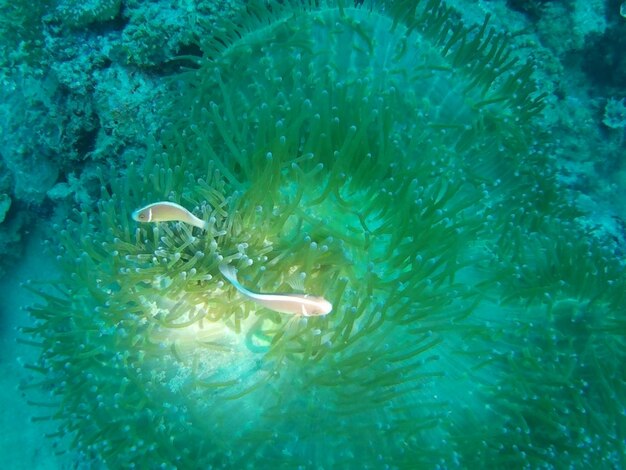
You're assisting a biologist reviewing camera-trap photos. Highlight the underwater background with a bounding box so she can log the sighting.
[1,0,626,468]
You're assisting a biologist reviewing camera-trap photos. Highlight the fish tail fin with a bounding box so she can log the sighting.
[190,215,209,231]
[218,262,238,285]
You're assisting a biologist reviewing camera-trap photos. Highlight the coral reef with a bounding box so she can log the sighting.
[119,0,239,67]
[481,0,626,244]
[0,0,242,279]
[603,97,626,130]
[21,0,626,468]
[537,0,606,55]
[53,0,122,30]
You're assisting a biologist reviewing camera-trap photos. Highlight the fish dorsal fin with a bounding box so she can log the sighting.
[286,272,306,293]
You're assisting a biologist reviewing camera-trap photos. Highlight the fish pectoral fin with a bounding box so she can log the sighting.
[301,304,308,316]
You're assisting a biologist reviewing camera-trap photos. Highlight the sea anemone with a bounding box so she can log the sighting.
[23,0,626,468]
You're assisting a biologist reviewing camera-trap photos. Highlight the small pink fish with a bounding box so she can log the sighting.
[132,201,208,230]
[219,263,332,316]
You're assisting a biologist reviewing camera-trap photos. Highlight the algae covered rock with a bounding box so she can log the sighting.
[0,193,10,224]
[23,0,626,468]
[53,0,122,29]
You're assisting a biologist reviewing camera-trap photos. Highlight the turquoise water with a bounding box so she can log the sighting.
[2,1,626,468]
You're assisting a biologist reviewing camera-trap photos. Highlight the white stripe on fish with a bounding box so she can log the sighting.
[132,201,209,230]
[218,263,332,316]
